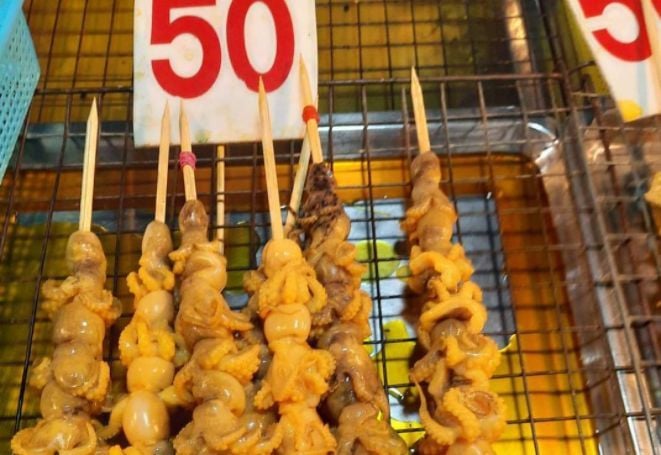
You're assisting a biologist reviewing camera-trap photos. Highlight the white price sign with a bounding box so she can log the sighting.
[566,0,661,121]
[134,0,317,146]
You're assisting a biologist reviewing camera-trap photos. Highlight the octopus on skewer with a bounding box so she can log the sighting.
[12,231,121,455]
[239,79,337,454]
[99,103,187,454]
[299,164,408,455]
[170,200,280,455]
[11,101,122,455]
[291,60,406,454]
[100,220,181,454]
[404,69,506,454]
[246,238,337,454]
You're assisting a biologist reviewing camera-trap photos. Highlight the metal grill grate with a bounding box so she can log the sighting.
[0,0,660,454]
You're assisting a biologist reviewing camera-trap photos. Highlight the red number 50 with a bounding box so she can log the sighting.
[151,0,295,98]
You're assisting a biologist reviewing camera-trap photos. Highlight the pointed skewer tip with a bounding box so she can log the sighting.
[162,100,170,123]
[411,67,420,85]
[89,98,98,120]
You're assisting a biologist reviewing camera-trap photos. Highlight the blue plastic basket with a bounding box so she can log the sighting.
[0,0,39,180]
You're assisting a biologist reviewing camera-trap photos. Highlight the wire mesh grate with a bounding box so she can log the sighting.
[0,0,660,454]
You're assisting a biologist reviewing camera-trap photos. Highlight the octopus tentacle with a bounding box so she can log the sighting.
[415,382,458,446]
[97,396,127,440]
[29,357,53,390]
[409,251,464,291]
[216,345,262,384]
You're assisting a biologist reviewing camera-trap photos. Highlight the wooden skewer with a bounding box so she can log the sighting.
[79,98,98,232]
[258,77,284,241]
[641,0,661,96]
[179,101,197,201]
[299,58,324,165]
[410,67,431,154]
[155,101,170,223]
[284,133,311,236]
[216,145,225,251]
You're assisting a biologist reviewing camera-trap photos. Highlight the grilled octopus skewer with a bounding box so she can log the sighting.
[11,100,122,455]
[100,220,182,454]
[293,59,407,454]
[12,231,122,455]
[404,74,506,452]
[169,104,277,454]
[246,237,338,454]
[238,79,337,454]
[170,200,278,455]
[97,103,185,454]
[299,163,408,455]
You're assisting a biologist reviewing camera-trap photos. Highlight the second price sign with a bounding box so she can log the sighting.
[566,0,661,121]
[134,0,317,146]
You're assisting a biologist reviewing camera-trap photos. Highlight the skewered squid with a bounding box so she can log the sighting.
[403,151,506,451]
[169,199,278,454]
[299,163,407,454]
[100,221,182,454]
[12,231,121,455]
[247,238,337,454]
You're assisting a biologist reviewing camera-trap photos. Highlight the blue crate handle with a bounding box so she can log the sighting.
[0,0,40,180]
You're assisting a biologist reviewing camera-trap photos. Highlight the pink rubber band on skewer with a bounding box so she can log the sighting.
[179,151,196,169]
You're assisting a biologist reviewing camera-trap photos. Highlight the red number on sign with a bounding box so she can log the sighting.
[577,0,656,62]
[151,0,221,98]
[226,0,295,92]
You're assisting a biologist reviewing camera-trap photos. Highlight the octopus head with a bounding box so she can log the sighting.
[192,370,246,415]
[135,290,175,327]
[430,319,465,341]
[411,151,442,180]
[416,208,455,253]
[264,303,311,343]
[14,416,96,454]
[127,356,175,393]
[66,230,106,283]
[179,200,209,232]
[122,390,170,448]
[52,301,105,356]
[143,220,174,258]
[338,403,377,425]
[192,398,240,434]
[262,239,302,277]
[184,249,228,290]
[40,382,91,419]
[52,342,99,391]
